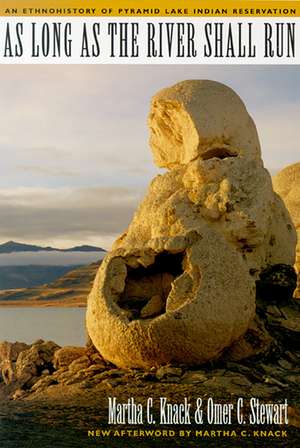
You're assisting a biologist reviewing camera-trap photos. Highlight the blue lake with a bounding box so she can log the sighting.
[0,307,87,346]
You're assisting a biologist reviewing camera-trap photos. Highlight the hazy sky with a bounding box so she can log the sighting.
[0,65,299,249]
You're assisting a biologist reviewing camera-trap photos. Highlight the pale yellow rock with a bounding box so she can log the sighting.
[148,80,262,169]
[273,162,300,262]
[273,162,300,296]
[116,81,296,274]
[87,228,255,368]
[86,80,296,369]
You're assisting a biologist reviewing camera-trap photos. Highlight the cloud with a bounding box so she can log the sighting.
[0,186,142,249]
[0,65,299,192]
[17,165,78,177]
[0,65,298,247]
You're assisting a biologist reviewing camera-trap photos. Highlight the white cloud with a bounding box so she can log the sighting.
[0,186,142,249]
[0,65,298,247]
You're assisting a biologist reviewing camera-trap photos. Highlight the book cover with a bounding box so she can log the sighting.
[0,1,299,447]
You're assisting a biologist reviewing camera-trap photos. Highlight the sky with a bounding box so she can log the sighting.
[0,65,299,249]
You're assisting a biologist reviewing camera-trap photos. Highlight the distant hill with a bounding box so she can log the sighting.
[0,241,106,254]
[0,265,81,289]
[0,241,105,288]
[0,262,101,307]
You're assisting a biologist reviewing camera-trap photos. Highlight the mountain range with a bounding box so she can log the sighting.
[0,241,106,290]
[0,265,82,290]
[0,241,105,254]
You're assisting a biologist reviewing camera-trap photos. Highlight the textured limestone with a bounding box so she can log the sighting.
[273,162,300,207]
[87,80,296,369]
[87,231,255,368]
[0,341,29,384]
[273,162,300,297]
[149,79,262,168]
[53,346,87,370]
[15,340,60,387]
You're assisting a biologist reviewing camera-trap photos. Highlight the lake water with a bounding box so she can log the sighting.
[0,307,87,346]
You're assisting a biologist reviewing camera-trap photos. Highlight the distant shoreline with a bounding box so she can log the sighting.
[0,301,86,308]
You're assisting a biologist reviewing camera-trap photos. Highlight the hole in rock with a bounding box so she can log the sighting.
[201,148,237,160]
[118,251,185,321]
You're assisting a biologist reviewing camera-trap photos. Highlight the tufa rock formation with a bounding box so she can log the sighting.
[86,80,296,369]
[53,346,88,370]
[0,340,59,388]
[2,279,300,402]
[273,162,300,298]
[0,341,30,384]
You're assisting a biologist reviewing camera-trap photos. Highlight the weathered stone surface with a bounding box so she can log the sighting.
[273,162,300,227]
[0,341,30,364]
[84,364,106,374]
[11,388,27,400]
[53,346,87,370]
[15,340,60,387]
[156,365,182,380]
[203,373,252,395]
[64,369,92,385]
[30,375,57,392]
[87,80,296,369]
[181,371,207,384]
[273,162,300,298]
[223,317,273,362]
[148,79,261,168]
[249,384,281,397]
[87,233,255,368]
[68,356,91,373]
[146,81,296,273]
[89,352,106,365]
[55,370,74,384]
[0,341,29,385]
